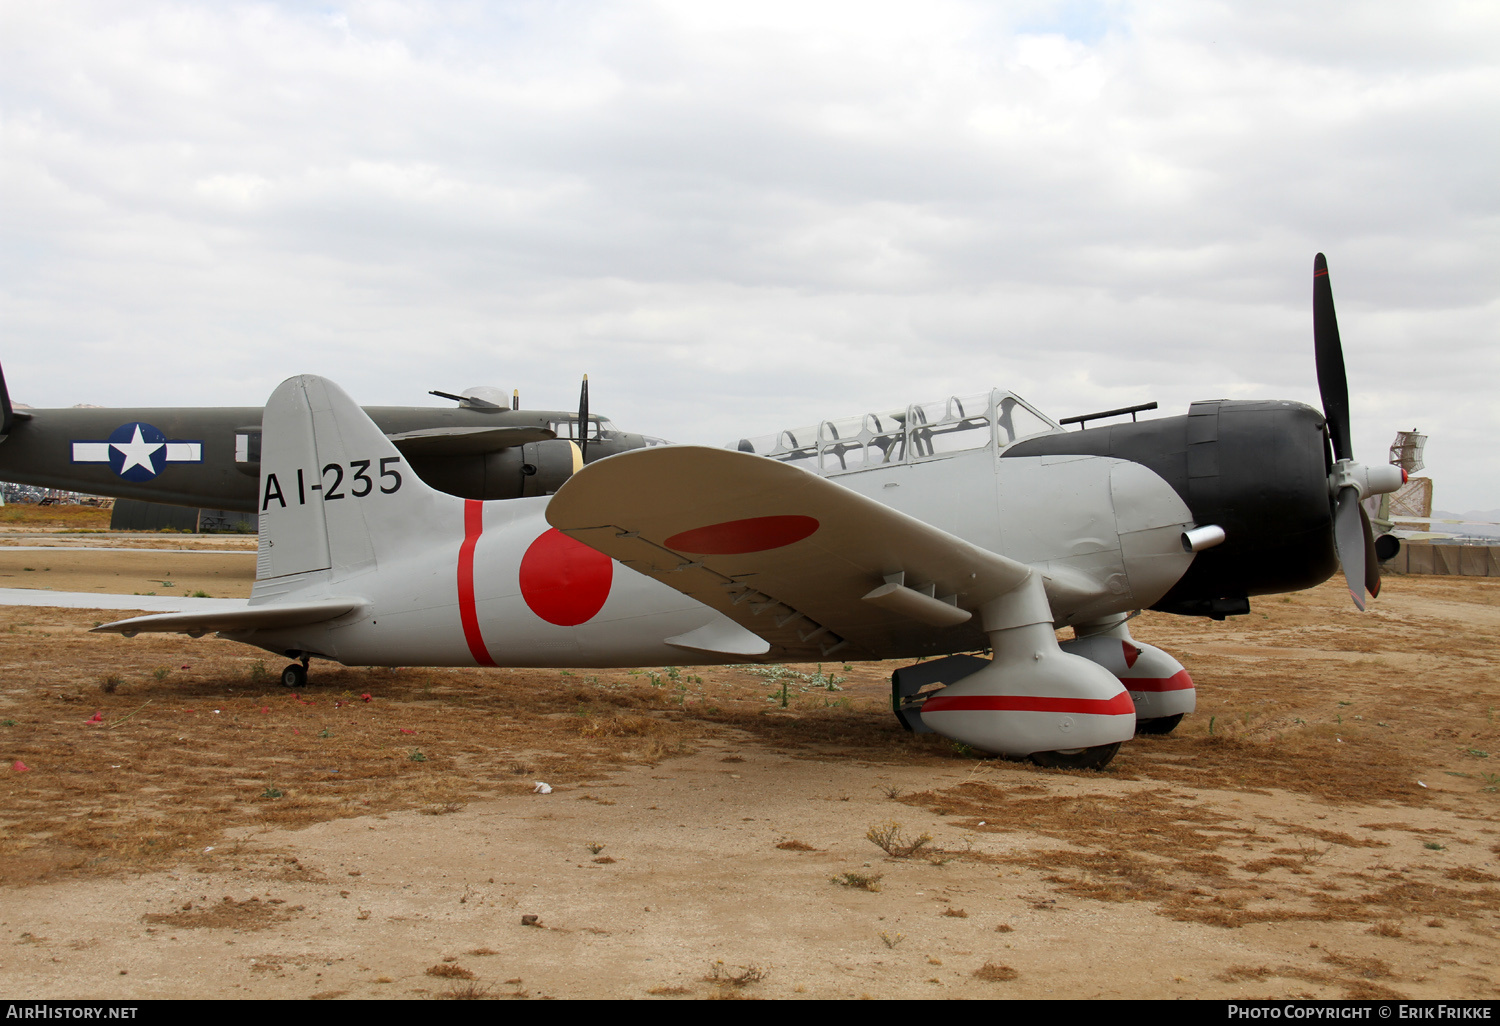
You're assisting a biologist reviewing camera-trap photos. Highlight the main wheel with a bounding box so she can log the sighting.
[1135,713,1184,736]
[1029,742,1121,770]
[280,664,308,689]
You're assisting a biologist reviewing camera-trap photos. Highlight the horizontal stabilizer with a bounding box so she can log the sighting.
[547,446,1032,660]
[387,425,555,455]
[92,597,367,637]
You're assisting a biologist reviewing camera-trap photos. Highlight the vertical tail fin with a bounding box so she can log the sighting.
[256,375,461,586]
[0,360,14,440]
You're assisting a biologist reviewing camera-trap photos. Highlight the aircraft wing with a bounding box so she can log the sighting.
[91,598,367,637]
[546,446,1032,660]
[386,425,556,455]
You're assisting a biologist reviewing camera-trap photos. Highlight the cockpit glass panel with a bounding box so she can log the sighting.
[818,416,863,444]
[551,417,609,441]
[995,397,1054,446]
[727,389,1059,474]
[908,392,994,459]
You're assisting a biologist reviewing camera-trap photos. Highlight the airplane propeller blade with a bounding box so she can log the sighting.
[577,374,590,462]
[1334,486,1368,611]
[1314,253,1393,611]
[1361,503,1381,600]
[1313,253,1352,463]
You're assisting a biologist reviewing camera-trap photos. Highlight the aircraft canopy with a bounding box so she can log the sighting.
[732,389,1060,476]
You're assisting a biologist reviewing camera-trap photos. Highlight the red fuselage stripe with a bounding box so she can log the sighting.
[458,499,495,667]
[922,691,1137,716]
[1121,669,1195,693]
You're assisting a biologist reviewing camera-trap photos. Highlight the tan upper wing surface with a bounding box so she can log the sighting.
[545,446,1031,660]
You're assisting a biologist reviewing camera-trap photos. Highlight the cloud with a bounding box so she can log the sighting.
[1,0,1496,507]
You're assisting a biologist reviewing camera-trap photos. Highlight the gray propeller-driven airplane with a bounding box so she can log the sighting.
[0,373,660,510]
[92,256,1404,770]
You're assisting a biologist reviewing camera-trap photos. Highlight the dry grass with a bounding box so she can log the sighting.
[705,962,768,987]
[0,506,113,530]
[142,896,300,931]
[426,964,476,979]
[0,597,973,884]
[2,561,1499,993]
[1218,950,1407,1000]
[866,819,933,858]
[973,962,1019,981]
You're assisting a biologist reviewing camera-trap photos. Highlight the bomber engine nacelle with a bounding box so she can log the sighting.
[407,438,583,501]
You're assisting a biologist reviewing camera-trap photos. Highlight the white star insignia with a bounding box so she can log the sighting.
[112,424,164,474]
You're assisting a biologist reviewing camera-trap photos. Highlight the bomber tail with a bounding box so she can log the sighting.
[0,360,30,441]
[254,375,464,594]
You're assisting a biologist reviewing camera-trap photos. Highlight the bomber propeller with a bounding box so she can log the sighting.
[577,374,590,462]
[1313,253,1405,611]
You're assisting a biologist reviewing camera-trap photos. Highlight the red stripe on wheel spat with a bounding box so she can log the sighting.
[457,499,495,667]
[922,691,1137,716]
[1122,669,1194,693]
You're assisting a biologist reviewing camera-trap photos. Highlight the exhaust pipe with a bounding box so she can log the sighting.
[1181,524,1226,553]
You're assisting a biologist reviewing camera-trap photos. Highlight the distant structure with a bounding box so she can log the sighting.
[1368,429,1433,536]
[1373,428,1500,577]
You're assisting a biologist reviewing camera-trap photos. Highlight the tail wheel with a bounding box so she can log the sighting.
[1029,742,1121,770]
[1135,713,1184,736]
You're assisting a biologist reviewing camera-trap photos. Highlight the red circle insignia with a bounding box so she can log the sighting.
[518,528,613,626]
[664,515,819,555]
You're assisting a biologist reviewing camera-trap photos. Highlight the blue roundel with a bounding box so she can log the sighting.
[107,422,168,482]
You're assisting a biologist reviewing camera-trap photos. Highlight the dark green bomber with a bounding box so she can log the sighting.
[0,369,661,512]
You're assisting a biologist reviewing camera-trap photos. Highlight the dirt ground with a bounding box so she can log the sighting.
[0,538,1497,1000]
[0,548,256,598]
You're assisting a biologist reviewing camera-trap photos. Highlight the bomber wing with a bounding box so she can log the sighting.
[385,425,556,455]
[545,446,1033,661]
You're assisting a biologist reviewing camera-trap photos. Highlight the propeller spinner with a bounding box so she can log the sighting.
[1313,254,1405,610]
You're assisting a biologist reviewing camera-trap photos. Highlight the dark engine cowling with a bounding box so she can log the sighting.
[1004,399,1337,618]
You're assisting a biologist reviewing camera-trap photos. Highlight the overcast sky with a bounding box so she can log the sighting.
[3,1,1497,509]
